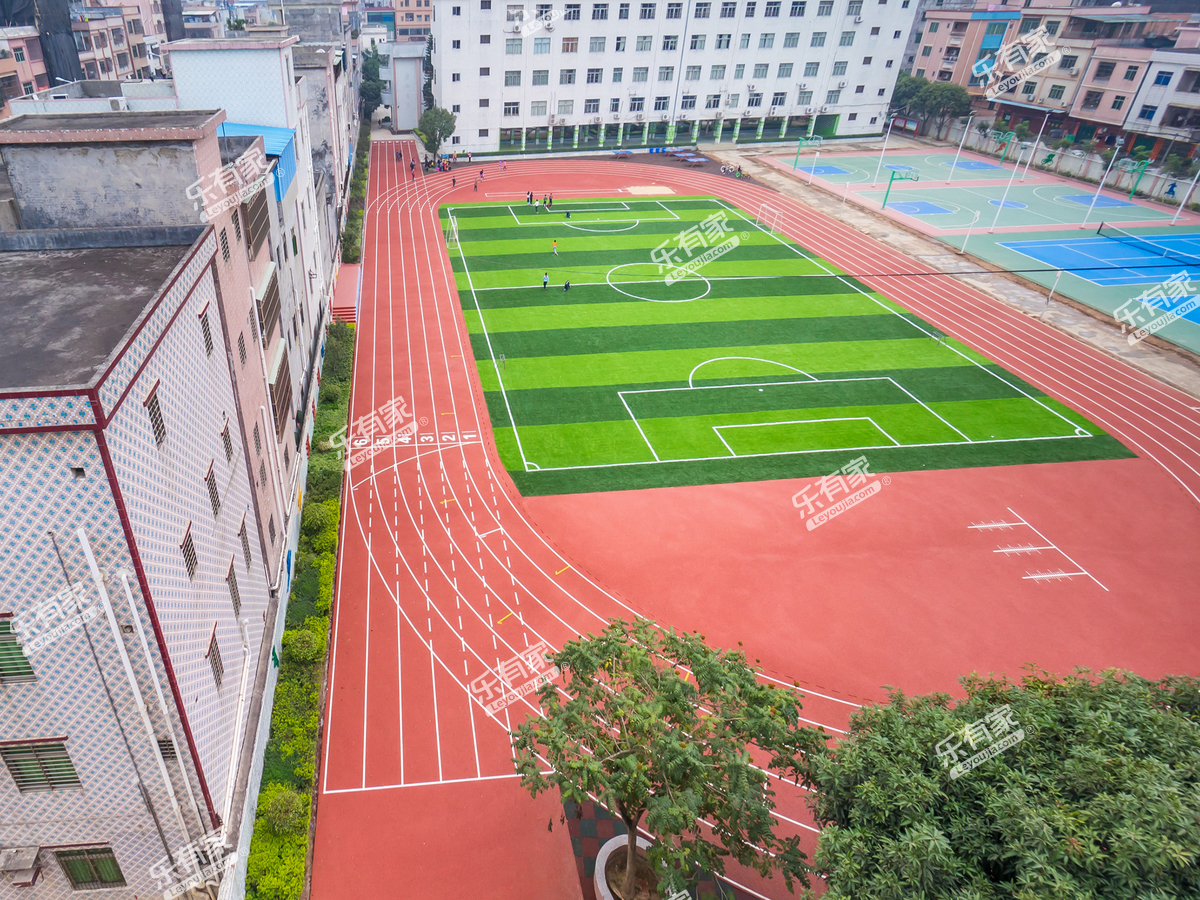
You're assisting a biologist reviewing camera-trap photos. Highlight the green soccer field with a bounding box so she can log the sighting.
[444,197,1132,496]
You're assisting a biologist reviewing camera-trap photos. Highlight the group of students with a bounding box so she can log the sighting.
[527,191,554,213]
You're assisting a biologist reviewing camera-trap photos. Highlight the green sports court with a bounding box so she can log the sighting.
[445,197,1132,496]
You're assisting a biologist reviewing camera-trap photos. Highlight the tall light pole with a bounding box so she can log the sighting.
[947,114,974,184]
[872,113,898,185]
[1170,162,1200,226]
[989,145,1027,233]
[1080,138,1125,230]
[1021,114,1050,181]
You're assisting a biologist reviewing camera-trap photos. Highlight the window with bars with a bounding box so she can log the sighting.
[238,333,247,366]
[283,444,290,470]
[243,188,270,259]
[158,738,177,760]
[219,227,230,264]
[222,424,233,462]
[200,309,214,356]
[259,460,268,489]
[240,519,253,569]
[232,208,242,243]
[0,619,35,683]
[182,527,198,579]
[257,271,281,344]
[268,515,276,545]
[207,631,224,689]
[205,465,221,517]
[227,563,241,616]
[145,387,167,445]
[56,847,125,890]
[1,742,82,792]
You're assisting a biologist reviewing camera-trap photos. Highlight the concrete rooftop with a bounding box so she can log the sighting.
[0,245,192,391]
[0,111,223,143]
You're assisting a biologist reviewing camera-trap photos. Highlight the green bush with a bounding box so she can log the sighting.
[264,786,308,835]
[282,628,322,666]
[322,321,355,383]
[319,384,341,406]
[301,501,334,537]
[246,784,309,900]
[315,552,336,615]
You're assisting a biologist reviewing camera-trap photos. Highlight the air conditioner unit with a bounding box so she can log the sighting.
[593,115,602,122]
[511,23,521,31]
[109,97,128,110]
[798,82,807,89]
[544,23,554,30]
[820,105,829,111]
[661,113,669,120]
[805,106,814,113]
[1069,68,1079,76]
[838,80,847,88]
[613,113,621,119]
[854,14,863,22]
[748,83,756,90]
[636,112,645,120]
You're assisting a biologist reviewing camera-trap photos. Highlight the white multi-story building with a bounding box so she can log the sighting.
[431,0,916,153]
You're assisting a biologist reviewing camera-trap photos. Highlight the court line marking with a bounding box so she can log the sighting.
[713,416,899,457]
[971,507,1107,591]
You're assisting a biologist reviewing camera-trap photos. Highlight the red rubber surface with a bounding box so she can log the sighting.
[311,145,1200,900]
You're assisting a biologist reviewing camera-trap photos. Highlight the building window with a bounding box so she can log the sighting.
[1058,55,1077,70]
[200,309,214,356]
[640,1,655,17]
[13,46,25,62]
[778,62,792,77]
[219,227,230,264]
[667,1,682,17]
[796,89,813,104]
[716,33,731,48]
[590,36,606,50]
[877,87,885,95]
[711,64,725,78]
[662,34,677,49]
[745,1,755,14]
[616,36,627,49]
[452,40,461,48]
[695,1,710,16]
[885,59,893,67]
[720,1,736,16]
[706,93,721,108]
[637,34,652,49]
[619,1,629,16]
[561,68,576,83]
[1111,95,1125,111]
[690,33,705,49]
[584,97,600,112]
[1021,80,1034,95]
[611,97,621,111]
[783,31,799,47]
[765,0,779,14]
[855,84,864,93]
[811,31,825,46]
[3,741,80,792]
[1081,90,1102,110]
[753,62,768,77]
[226,562,242,616]
[1045,20,1058,35]
[1137,104,1157,121]
[863,56,872,64]
[504,101,520,115]
[0,619,35,683]
[734,63,745,78]
[633,66,648,81]
[681,94,696,108]
[558,99,574,113]
[207,630,224,689]
[240,519,252,569]
[826,88,840,103]
[268,515,276,545]
[747,91,762,106]
[790,0,804,13]
[613,67,623,81]
[1048,83,1064,99]
[686,64,701,79]
[658,65,674,80]
[252,422,262,456]
[593,2,609,17]
[56,848,126,890]
[817,0,831,13]
[1124,65,1138,81]
[182,527,198,579]
[452,72,461,81]
[839,30,854,46]
[531,100,548,114]
[533,68,549,84]
[453,4,461,11]
[804,61,818,76]
[507,4,524,21]
[848,0,861,11]
[479,98,490,107]
[654,95,669,110]
[505,69,521,85]
[222,423,233,462]
[832,60,847,75]
[1154,70,1172,86]
[259,459,267,488]
[145,387,167,445]
[566,2,581,17]
[759,32,773,48]
[480,34,491,43]
[563,37,578,51]
[506,37,522,52]
[921,45,931,56]
[629,95,645,110]
[984,22,1006,35]
[588,67,603,82]
[740,32,750,47]
[915,67,924,77]
[771,90,786,105]
[1095,61,1115,80]
[231,209,242,244]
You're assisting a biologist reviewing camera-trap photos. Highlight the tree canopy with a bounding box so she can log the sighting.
[804,669,1200,900]
[359,45,386,121]
[418,107,457,157]
[512,618,826,899]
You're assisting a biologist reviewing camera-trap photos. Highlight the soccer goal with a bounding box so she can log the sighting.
[446,215,460,250]
[755,203,783,235]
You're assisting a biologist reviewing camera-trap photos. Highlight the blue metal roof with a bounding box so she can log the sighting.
[218,122,298,202]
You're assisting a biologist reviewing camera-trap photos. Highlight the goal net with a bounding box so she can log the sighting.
[755,203,782,235]
[445,215,460,250]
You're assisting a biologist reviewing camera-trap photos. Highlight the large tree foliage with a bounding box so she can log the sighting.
[513,618,826,899]
[889,71,927,116]
[804,669,1200,900]
[418,107,457,157]
[359,45,386,121]
[916,82,972,139]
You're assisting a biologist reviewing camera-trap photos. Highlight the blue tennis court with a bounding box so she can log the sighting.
[1058,194,1137,209]
[890,201,954,215]
[942,160,1003,171]
[1000,231,1200,287]
[795,165,851,176]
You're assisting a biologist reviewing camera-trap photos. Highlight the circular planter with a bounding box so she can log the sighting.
[594,833,653,900]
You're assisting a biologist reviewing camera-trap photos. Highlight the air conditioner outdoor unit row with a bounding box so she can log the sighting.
[820,105,829,111]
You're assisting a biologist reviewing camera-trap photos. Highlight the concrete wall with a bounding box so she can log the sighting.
[171,48,294,128]
[2,141,203,230]
[278,4,345,43]
[390,53,422,131]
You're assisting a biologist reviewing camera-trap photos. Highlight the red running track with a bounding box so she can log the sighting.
[311,144,1200,900]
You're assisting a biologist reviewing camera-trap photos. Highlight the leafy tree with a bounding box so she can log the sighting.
[890,71,927,115]
[916,82,972,139]
[418,107,457,157]
[804,669,1200,900]
[359,45,386,121]
[226,17,246,30]
[422,39,435,111]
[513,618,826,899]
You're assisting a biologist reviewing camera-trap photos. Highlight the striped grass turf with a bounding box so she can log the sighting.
[442,197,1132,496]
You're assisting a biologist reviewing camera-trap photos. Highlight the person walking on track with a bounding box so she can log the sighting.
[474,179,479,192]
[548,193,553,209]
[452,176,456,188]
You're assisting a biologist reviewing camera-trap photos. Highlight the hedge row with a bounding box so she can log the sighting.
[246,321,355,900]
[340,123,371,264]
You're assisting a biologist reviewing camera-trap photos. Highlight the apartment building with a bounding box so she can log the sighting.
[0,27,50,121]
[71,5,153,80]
[1123,26,1200,159]
[431,0,918,153]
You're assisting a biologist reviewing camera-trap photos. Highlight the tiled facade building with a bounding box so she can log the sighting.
[0,27,51,121]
